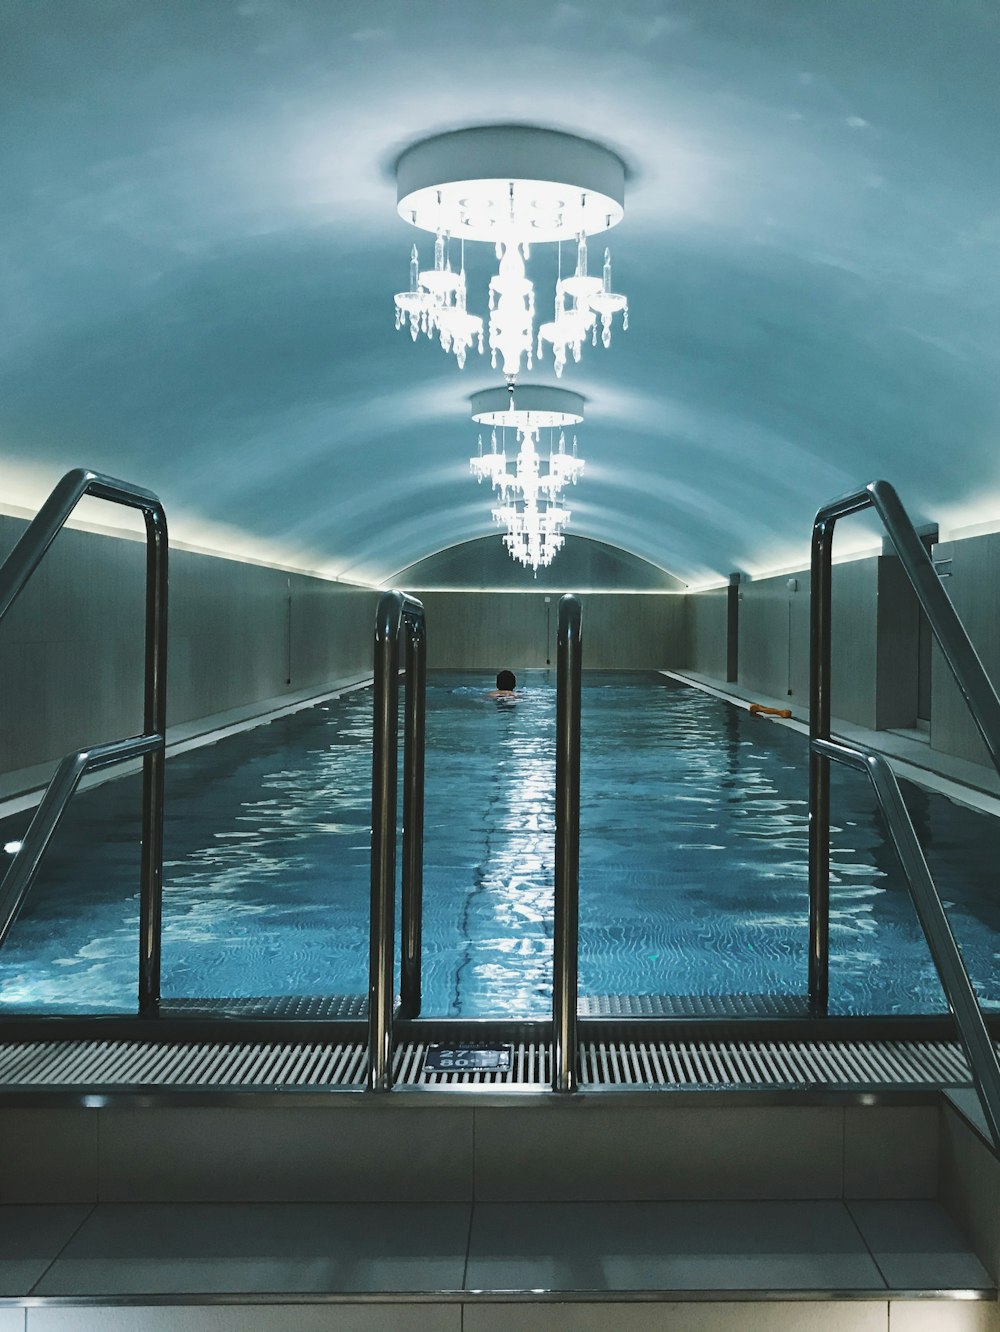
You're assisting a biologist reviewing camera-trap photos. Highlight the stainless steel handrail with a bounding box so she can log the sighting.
[809,478,1000,1145]
[0,469,168,1015]
[809,479,1000,1013]
[400,607,427,1023]
[368,589,426,1092]
[0,734,162,949]
[552,594,582,1093]
[814,737,1000,1146]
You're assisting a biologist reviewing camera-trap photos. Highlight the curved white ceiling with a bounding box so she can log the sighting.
[2,1,999,588]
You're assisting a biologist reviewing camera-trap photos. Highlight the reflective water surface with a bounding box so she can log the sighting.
[0,672,997,1015]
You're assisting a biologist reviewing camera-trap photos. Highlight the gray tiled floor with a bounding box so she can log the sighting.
[848,1200,993,1290]
[0,1205,91,1297]
[466,1200,883,1291]
[33,1202,470,1295]
[0,1197,992,1299]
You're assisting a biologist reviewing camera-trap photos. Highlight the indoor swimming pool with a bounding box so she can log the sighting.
[0,672,997,1017]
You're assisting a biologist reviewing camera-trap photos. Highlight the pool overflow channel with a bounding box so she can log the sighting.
[0,473,1000,1131]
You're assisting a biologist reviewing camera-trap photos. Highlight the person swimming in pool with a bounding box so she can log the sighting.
[487,670,518,705]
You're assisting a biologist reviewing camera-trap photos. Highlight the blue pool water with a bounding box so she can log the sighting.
[0,672,997,1016]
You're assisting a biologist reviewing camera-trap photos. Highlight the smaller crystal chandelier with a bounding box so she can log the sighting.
[469,385,585,573]
[394,126,628,380]
[494,496,571,570]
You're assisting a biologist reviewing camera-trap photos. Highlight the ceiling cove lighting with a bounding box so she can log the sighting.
[394,126,628,379]
[470,384,585,572]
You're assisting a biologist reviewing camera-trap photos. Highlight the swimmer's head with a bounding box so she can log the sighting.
[496,670,516,692]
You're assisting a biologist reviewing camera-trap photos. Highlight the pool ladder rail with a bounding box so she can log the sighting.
[0,469,169,1016]
[369,590,426,1092]
[367,587,583,1096]
[807,480,1000,1148]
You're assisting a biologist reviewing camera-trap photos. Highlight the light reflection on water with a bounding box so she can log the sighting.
[0,672,997,1015]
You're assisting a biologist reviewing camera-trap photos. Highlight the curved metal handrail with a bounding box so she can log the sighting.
[810,480,1000,773]
[809,478,1000,1145]
[0,469,168,1015]
[0,734,162,949]
[369,590,426,1092]
[815,737,1000,1147]
[552,594,583,1093]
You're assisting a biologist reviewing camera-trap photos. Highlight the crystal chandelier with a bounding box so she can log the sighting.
[495,496,571,570]
[469,385,585,572]
[394,127,628,380]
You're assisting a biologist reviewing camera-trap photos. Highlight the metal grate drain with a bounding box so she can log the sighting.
[575,1039,972,1088]
[578,995,810,1018]
[0,1037,981,1092]
[0,1040,369,1089]
[160,995,807,1021]
[163,995,367,1020]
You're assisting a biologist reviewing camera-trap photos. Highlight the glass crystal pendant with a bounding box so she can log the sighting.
[393,235,484,368]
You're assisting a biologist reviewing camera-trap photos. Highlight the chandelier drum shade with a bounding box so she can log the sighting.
[394,126,628,378]
[469,383,586,572]
[470,384,584,427]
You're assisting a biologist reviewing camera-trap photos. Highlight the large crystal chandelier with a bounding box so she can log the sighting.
[394,127,628,380]
[469,385,585,572]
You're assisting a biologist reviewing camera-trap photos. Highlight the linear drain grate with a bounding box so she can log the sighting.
[0,1038,984,1091]
[578,995,810,1018]
[0,1040,369,1089]
[575,1039,973,1088]
[162,995,367,1020]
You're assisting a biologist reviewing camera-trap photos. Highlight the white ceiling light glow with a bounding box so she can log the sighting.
[470,385,585,572]
[394,127,628,380]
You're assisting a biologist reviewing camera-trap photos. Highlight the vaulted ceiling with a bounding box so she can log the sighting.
[2,1,999,590]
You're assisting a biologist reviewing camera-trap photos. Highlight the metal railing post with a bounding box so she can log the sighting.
[553,594,582,1093]
[807,515,834,1015]
[139,504,169,1015]
[400,612,427,1019]
[368,590,425,1092]
[369,592,402,1092]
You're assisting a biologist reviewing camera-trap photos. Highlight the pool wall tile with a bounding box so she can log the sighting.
[0,1109,98,1203]
[96,1107,474,1202]
[843,1106,938,1199]
[939,1103,1000,1281]
[472,1105,843,1201]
